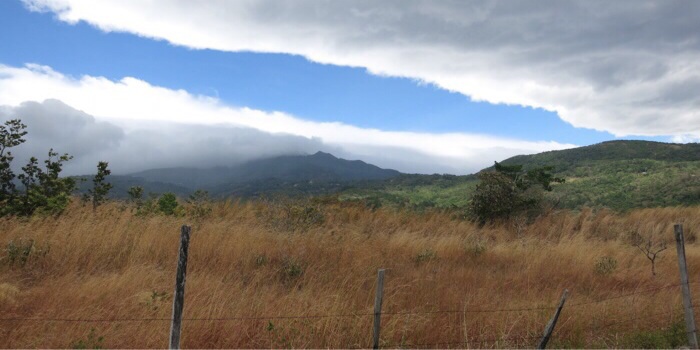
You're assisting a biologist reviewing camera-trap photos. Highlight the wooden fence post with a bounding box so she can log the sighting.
[169,225,191,349]
[537,289,568,349]
[675,224,699,349]
[373,269,386,350]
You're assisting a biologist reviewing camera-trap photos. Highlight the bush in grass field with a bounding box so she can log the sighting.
[594,256,618,275]
[4,237,50,267]
[186,189,212,219]
[127,186,144,211]
[468,161,564,224]
[258,197,326,232]
[157,192,180,216]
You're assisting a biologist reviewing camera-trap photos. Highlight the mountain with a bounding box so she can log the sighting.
[80,141,700,210]
[342,141,700,211]
[76,175,192,198]
[83,152,401,198]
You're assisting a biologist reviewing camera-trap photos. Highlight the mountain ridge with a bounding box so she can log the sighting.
[79,140,700,210]
[82,151,401,198]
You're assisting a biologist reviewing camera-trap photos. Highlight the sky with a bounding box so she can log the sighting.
[0,0,698,175]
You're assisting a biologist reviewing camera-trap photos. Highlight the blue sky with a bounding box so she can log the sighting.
[0,1,695,174]
[0,0,619,144]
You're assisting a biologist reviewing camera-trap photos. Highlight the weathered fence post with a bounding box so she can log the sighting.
[169,225,191,350]
[675,224,699,349]
[537,289,568,349]
[373,269,386,350]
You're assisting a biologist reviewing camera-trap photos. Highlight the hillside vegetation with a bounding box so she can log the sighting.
[1,200,700,348]
[346,141,700,211]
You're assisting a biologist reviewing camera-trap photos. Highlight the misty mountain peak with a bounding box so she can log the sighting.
[311,151,336,159]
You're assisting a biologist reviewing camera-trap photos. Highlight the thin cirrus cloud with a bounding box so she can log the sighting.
[20,0,700,140]
[0,64,575,175]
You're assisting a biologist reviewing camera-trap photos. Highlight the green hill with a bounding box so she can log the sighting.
[343,141,700,211]
[499,140,700,172]
[498,141,700,210]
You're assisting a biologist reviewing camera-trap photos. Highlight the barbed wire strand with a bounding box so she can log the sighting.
[579,309,683,332]
[0,282,694,323]
[568,283,689,308]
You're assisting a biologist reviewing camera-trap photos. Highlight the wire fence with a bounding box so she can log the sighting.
[0,280,694,347]
[0,282,688,322]
[3,224,697,348]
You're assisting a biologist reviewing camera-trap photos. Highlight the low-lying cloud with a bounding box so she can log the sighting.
[21,0,700,139]
[0,64,575,175]
[0,100,327,175]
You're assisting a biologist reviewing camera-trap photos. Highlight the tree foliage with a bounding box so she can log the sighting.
[86,161,112,210]
[127,186,144,210]
[0,120,76,216]
[0,120,27,209]
[468,162,564,224]
[157,192,179,216]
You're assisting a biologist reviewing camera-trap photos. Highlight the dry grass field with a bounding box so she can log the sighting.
[1,200,700,348]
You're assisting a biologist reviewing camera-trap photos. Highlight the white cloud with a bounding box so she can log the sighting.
[671,134,700,144]
[20,0,700,139]
[0,100,327,175]
[0,64,574,174]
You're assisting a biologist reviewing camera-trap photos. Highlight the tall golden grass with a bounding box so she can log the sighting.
[1,200,700,348]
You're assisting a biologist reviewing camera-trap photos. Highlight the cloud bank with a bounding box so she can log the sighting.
[0,64,573,175]
[21,0,700,139]
[0,100,327,175]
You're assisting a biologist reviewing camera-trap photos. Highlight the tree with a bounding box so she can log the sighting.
[127,186,144,210]
[629,231,668,276]
[1,119,75,217]
[86,161,112,210]
[469,171,521,223]
[38,149,75,212]
[158,192,179,216]
[14,149,75,216]
[0,119,27,214]
[468,162,564,224]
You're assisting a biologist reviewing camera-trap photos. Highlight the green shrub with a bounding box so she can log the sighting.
[134,193,159,216]
[594,256,618,275]
[144,291,168,311]
[157,193,180,216]
[415,249,438,264]
[71,328,104,349]
[127,186,144,209]
[186,190,212,219]
[260,198,325,232]
[4,238,49,267]
[468,162,563,224]
[464,239,487,257]
[254,254,268,267]
[280,258,305,282]
[621,317,685,349]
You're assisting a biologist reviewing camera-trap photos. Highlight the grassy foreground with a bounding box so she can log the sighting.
[1,201,700,348]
